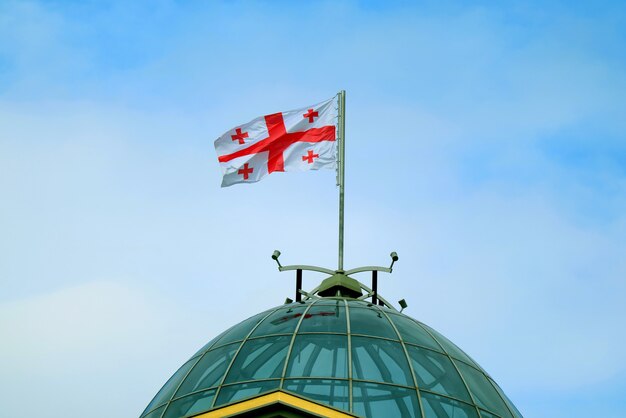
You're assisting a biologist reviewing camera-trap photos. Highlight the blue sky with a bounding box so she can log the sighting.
[1,1,625,417]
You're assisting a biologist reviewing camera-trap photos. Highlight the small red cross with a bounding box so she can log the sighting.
[238,163,253,180]
[231,128,249,144]
[303,109,319,123]
[302,150,319,164]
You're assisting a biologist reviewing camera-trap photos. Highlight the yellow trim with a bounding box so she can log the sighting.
[192,390,357,418]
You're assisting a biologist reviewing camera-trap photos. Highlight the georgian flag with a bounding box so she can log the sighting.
[214,96,338,187]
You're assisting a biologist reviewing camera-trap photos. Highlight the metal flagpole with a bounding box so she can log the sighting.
[338,90,346,271]
[273,90,400,307]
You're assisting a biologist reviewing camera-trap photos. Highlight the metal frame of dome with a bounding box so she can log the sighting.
[140,260,523,418]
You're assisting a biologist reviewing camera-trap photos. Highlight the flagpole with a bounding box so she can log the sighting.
[338,90,346,271]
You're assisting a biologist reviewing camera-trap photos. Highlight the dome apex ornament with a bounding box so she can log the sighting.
[272,250,401,310]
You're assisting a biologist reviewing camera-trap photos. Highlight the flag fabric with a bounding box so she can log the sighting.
[214,96,338,187]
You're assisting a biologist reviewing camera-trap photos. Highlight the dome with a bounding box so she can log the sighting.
[140,298,522,418]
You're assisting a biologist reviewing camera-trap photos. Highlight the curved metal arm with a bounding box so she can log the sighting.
[358,282,397,311]
[279,265,336,275]
[297,289,320,300]
[345,266,392,275]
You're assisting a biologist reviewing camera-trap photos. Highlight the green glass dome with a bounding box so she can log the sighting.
[141,298,522,418]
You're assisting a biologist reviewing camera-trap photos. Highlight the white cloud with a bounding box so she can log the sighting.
[0,281,183,417]
[0,281,157,368]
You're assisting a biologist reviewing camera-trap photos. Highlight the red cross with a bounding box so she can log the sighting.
[303,109,319,123]
[238,163,253,180]
[302,150,319,164]
[231,128,249,144]
[218,113,335,173]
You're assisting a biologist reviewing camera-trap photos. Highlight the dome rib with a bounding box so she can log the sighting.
[278,299,318,390]
[343,298,354,412]
[376,306,427,418]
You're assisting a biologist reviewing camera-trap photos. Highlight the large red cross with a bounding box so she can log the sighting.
[231,128,249,144]
[303,109,319,123]
[302,150,319,164]
[238,163,253,180]
[218,113,335,173]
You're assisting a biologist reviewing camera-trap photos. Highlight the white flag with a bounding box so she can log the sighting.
[214,96,338,187]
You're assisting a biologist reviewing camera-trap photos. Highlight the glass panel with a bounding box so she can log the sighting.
[352,382,420,418]
[455,361,512,417]
[212,310,272,347]
[142,357,197,414]
[286,334,348,378]
[489,378,523,417]
[250,305,308,337]
[479,410,500,418]
[141,405,165,418]
[388,314,442,351]
[223,336,291,384]
[174,343,239,397]
[314,298,344,305]
[283,379,349,411]
[421,391,479,418]
[422,325,479,368]
[406,345,471,402]
[298,302,347,333]
[346,300,372,308]
[189,332,225,360]
[349,307,397,339]
[214,380,280,406]
[162,389,216,418]
[351,336,413,386]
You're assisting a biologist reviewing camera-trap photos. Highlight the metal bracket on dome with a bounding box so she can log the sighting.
[297,289,320,301]
[278,265,335,275]
[357,281,396,311]
[271,250,399,309]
